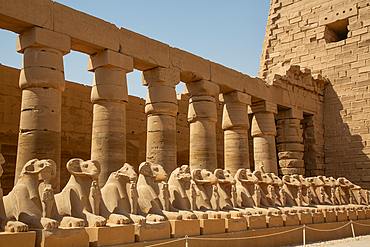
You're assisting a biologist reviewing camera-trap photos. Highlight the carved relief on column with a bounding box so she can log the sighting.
[88,49,133,186]
[186,80,219,171]
[219,91,251,176]
[142,68,180,174]
[276,108,304,175]
[15,27,71,191]
[250,101,278,175]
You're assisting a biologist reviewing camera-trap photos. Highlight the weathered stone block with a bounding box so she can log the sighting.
[200,219,225,235]
[169,220,200,238]
[134,222,171,242]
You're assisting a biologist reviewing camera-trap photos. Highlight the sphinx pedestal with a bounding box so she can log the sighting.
[245,214,267,229]
[134,222,171,242]
[85,224,135,247]
[225,217,247,232]
[0,231,36,247]
[298,212,313,225]
[282,213,300,226]
[336,210,349,222]
[357,209,366,220]
[267,214,284,228]
[169,219,200,238]
[323,210,337,222]
[312,211,325,224]
[200,218,225,235]
[34,228,88,247]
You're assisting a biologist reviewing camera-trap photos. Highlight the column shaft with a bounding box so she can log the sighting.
[15,27,70,191]
[220,91,251,176]
[251,101,278,174]
[88,50,133,186]
[143,68,180,174]
[276,109,304,175]
[186,80,219,171]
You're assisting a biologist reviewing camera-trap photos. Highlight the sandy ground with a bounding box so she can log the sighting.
[284,234,370,246]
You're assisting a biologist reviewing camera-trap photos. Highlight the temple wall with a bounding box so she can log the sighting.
[0,64,226,193]
[260,0,370,188]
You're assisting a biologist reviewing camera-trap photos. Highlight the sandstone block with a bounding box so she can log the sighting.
[278,151,304,159]
[276,108,303,120]
[336,211,348,222]
[134,222,171,242]
[298,212,313,225]
[276,135,304,143]
[323,211,337,223]
[88,49,133,72]
[0,231,36,247]
[186,80,219,97]
[219,91,251,105]
[347,210,357,221]
[282,213,300,226]
[54,3,119,54]
[277,143,305,152]
[17,26,70,54]
[312,212,325,224]
[0,0,53,33]
[19,65,65,92]
[222,103,249,130]
[170,48,210,82]
[211,62,243,92]
[267,215,284,228]
[200,219,225,235]
[85,225,135,247]
[169,220,200,238]
[225,217,247,232]
[280,168,305,175]
[250,101,278,114]
[120,28,170,71]
[245,214,267,229]
[279,159,305,168]
[357,210,366,220]
[251,112,277,136]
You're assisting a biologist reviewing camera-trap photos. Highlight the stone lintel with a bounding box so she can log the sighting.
[88,49,133,72]
[250,101,278,114]
[276,108,304,120]
[219,91,251,105]
[17,26,70,55]
[185,79,219,97]
[142,67,180,87]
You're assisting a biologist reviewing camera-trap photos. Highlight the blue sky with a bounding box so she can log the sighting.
[0,1,270,98]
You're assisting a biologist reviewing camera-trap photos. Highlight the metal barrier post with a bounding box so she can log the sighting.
[303,225,306,247]
[350,220,356,240]
[185,235,188,247]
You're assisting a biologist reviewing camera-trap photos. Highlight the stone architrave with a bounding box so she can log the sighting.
[15,26,71,191]
[276,108,305,175]
[88,49,133,187]
[186,80,219,171]
[250,101,278,174]
[220,91,251,176]
[142,68,180,174]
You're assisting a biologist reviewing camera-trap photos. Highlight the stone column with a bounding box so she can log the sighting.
[276,108,304,175]
[186,80,219,171]
[142,68,180,174]
[219,91,251,176]
[250,101,278,174]
[15,27,70,191]
[88,49,133,187]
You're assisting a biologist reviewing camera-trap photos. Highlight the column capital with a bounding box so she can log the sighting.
[17,26,70,55]
[88,49,133,72]
[142,67,180,87]
[219,91,251,105]
[185,79,219,97]
[276,108,304,120]
[250,101,278,114]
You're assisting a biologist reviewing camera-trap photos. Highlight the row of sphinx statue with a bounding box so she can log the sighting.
[0,153,369,233]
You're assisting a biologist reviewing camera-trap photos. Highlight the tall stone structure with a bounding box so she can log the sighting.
[260,0,370,187]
